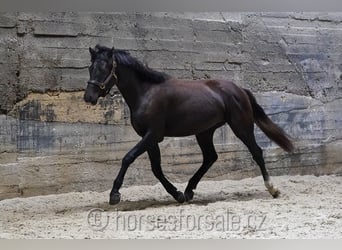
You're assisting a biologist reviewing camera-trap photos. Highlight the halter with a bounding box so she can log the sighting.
[88,60,118,93]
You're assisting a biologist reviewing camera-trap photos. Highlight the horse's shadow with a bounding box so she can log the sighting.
[83,189,271,212]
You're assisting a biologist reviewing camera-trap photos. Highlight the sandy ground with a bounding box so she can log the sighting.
[0,175,342,239]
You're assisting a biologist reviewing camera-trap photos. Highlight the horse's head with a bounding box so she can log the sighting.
[84,45,117,105]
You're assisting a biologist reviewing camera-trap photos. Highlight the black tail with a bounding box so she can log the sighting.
[244,89,294,152]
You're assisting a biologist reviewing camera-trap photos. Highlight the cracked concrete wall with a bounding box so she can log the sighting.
[0,12,341,199]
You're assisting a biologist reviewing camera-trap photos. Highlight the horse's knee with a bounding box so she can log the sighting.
[212,152,218,163]
[151,165,162,177]
[205,152,218,165]
[122,154,135,166]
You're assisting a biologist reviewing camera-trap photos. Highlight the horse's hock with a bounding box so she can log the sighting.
[0,12,341,199]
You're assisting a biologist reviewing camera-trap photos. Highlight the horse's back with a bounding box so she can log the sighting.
[156,79,242,136]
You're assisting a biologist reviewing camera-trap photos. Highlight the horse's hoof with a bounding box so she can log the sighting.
[184,190,194,202]
[109,193,121,205]
[265,181,280,199]
[271,188,280,198]
[175,191,185,203]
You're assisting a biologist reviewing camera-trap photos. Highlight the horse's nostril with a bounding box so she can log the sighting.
[84,92,98,105]
[84,94,91,103]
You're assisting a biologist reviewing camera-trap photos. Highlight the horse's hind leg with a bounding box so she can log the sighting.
[228,120,280,198]
[184,127,218,202]
[148,144,185,203]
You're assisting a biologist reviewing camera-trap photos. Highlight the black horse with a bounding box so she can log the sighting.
[84,45,294,205]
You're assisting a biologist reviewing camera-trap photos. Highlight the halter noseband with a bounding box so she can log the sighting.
[88,60,118,92]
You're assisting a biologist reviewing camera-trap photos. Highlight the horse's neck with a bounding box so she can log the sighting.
[116,67,148,111]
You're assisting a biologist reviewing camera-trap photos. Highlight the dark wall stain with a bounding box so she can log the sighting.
[19,100,56,122]
[19,100,40,121]
[44,104,57,122]
[17,100,55,153]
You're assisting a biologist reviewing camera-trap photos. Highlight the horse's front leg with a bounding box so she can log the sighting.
[109,131,157,205]
[148,144,185,203]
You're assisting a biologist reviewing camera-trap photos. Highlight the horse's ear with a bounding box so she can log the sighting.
[107,47,115,58]
[89,47,95,55]
[89,47,95,60]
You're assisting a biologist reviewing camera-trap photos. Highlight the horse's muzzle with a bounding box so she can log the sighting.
[84,92,98,105]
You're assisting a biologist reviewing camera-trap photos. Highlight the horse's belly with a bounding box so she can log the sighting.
[164,109,225,136]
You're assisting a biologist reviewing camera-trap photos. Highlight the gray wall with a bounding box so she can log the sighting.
[0,12,341,199]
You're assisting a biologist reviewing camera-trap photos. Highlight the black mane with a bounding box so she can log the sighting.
[114,50,171,84]
[94,45,170,84]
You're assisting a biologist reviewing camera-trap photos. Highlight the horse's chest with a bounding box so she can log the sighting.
[130,113,148,137]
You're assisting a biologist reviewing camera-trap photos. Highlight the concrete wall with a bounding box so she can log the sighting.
[0,12,341,199]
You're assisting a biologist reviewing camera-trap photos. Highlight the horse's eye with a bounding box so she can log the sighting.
[99,61,108,70]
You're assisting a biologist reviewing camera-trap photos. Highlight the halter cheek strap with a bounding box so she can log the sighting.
[99,60,117,90]
[88,60,118,91]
